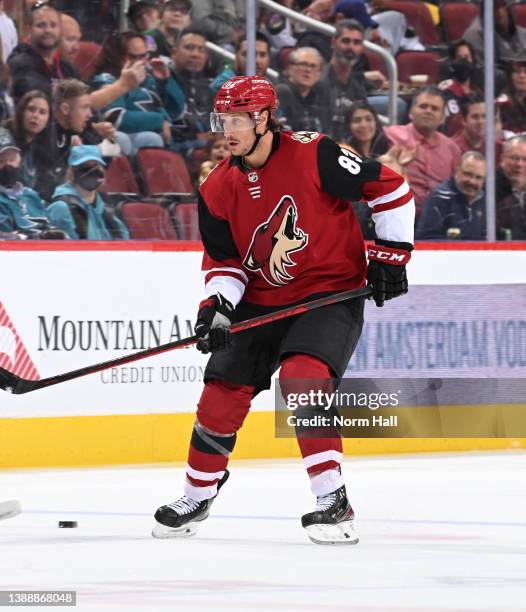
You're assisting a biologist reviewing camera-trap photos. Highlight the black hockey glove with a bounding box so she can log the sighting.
[366,239,413,307]
[194,293,234,354]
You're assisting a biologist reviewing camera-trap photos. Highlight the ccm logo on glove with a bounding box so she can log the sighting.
[367,246,411,265]
[366,240,412,308]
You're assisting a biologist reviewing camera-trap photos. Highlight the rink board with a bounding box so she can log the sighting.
[1,412,525,468]
[1,242,525,467]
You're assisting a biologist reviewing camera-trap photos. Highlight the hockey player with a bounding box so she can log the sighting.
[153,76,415,544]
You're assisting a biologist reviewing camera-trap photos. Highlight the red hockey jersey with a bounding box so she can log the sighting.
[198,130,414,307]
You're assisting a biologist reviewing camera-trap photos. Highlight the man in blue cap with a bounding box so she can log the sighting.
[334,0,379,29]
[47,145,129,240]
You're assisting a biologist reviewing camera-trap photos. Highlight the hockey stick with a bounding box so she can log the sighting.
[0,500,22,521]
[0,286,372,395]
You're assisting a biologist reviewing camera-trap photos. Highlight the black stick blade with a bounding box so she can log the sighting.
[0,367,40,394]
[0,367,20,393]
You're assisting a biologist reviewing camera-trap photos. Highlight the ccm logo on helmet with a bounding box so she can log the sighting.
[367,246,411,265]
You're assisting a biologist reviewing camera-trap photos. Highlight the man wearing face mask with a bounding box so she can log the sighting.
[47,145,129,240]
[438,40,484,136]
[0,127,64,239]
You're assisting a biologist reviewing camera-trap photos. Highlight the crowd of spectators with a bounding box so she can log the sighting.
[0,0,525,242]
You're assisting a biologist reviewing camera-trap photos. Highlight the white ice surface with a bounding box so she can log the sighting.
[1,452,526,612]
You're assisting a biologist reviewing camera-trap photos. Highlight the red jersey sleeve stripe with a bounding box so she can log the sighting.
[202,253,243,270]
[205,270,248,285]
[372,190,414,213]
[202,253,249,283]
[366,177,409,207]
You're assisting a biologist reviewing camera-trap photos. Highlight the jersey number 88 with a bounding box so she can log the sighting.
[338,147,363,175]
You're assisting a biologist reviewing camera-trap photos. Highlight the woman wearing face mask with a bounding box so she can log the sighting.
[438,40,483,136]
[47,145,130,240]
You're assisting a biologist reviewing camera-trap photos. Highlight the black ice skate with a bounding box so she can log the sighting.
[152,470,230,539]
[301,485,359,545]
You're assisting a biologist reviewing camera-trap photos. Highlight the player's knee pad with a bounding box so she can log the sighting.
[280,354,334,401]
[197,379,255,435]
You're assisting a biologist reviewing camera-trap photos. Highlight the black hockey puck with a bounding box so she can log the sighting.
[58,521,77,528]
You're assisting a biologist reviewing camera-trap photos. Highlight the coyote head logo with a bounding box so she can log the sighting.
[291,131,319,143]
[243,195,308,286]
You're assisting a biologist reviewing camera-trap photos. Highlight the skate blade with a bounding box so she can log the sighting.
[0,500,21,521]
[305,520,359,545]
[151,519,200,539]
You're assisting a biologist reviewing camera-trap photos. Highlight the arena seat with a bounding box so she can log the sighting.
[73,41,102,81]
[364,49,388,78]
[396,50,441,84]
[276,46,296,72]
[136,148,195,198]
[101,156,140,196]
[118,201,179,240]
[170,202,200,241]
[514,2,526,27]
[388,1,440,45]
[440,2,479,43]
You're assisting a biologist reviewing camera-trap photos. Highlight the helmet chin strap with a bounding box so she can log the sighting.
[242,109,273,159]
[243,125,270,159]
[243,131,262,157]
